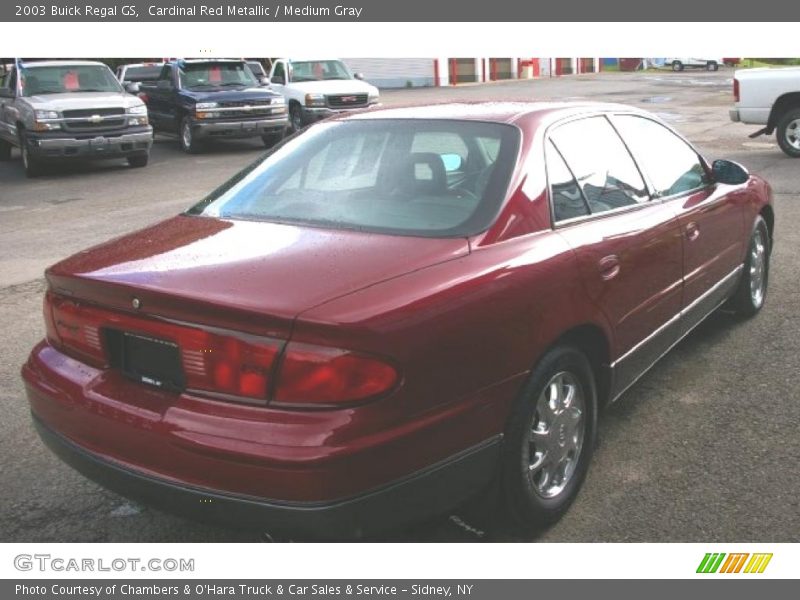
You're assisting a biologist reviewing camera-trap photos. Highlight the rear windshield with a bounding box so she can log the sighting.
[20,65,121,95]
[187,119,521,237]
[178,62,257,89]
[123,65,162,82]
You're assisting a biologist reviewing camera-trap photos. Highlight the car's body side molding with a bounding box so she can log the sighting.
[608,263,744,402]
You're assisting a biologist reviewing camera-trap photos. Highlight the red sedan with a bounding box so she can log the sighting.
[23,102,774,539]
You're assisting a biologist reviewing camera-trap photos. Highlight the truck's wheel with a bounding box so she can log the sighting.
[179,117,200,154]
[672,60,684,72]
[776,107,800,158]
[0,138,11,161]
[289,103,304,133]
[127,153,149,168]
[19,131,42,178]
[706,61,719,71]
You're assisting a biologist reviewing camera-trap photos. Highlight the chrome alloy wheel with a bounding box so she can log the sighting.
[750,229,767,308]
[528,371,585,499]
[181,120,193,150]
[783,118,800,152]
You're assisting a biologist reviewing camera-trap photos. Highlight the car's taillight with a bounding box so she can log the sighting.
[274,342,399,407]
[733,78,740,102]
[46,292,106,366]
[42,292,398,407]
[179,328,280,400]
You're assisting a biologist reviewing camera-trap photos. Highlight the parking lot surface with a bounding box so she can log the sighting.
[1,70,798,542]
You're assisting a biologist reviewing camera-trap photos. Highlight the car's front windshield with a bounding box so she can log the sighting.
[291,60,352,82]
[20,65,122,96]
[179,62,257,89]
[187,119,521,238]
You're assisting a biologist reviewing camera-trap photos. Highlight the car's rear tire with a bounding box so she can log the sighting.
[672,60,684,72]
[706,61,719,71]
[499,345,597,534]
[0,138,12,161]
[127,153,149,168]
[179,116,200,154]
[19,131,43,178]
[775,107,800,158]
[729,216,770,317]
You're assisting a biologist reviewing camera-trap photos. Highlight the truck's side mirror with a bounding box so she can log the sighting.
[270,75,285,85]
[260,76,270,86]
[124,82,141,94]
[354,72,365,80]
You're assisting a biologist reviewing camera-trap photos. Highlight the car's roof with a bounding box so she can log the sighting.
[342,101,648,125]
[20,60,108,69]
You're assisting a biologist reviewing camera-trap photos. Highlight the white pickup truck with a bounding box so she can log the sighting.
[730,66,800,157]
[268,58,379,132]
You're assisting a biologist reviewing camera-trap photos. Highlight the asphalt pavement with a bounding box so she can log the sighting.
[1,69,798,542]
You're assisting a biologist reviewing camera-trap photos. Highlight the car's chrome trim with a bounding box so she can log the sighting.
[608,263,743,402]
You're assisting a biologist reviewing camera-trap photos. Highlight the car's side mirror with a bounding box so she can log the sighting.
[260,76,270,85]
[354,72,365,80]
[124,82,141,94]
[712,159,749,185]
[271,75,285,85]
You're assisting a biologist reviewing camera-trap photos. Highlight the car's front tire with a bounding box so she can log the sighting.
[262,129,285,148]
[289,103,304,133]
[499,345,597,533]
[775,107,800,158]
[672,60,684,72]
[730,215,770,317]
[0,137,12,161]
[19,130,43,178]
[179,116,200,154]
[706,61,719,71]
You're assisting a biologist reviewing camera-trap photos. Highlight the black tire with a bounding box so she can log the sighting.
[0,137,11,161]
[775,107,800,158]
[19,130,43,178]
[729,216,770,317]
[262,129,285,148]
[706,61,719,71]
[179,116,200,154]
[499,345,597,533]
[127,153,149,168]
[672,60,684,72]
[288,103,304,133]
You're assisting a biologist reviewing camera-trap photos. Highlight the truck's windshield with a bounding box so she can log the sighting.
[20,65,122,96]
[179,62,257,89]
[290,60,352,82]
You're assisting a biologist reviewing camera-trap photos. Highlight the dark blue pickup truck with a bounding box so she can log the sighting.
[139,59,288,153]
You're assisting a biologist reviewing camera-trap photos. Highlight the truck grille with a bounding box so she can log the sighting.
[327,94,369,108]
[62,108,127,132]
[217,100,276,119]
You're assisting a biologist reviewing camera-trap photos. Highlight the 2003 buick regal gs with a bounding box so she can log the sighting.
[22,102,774,539]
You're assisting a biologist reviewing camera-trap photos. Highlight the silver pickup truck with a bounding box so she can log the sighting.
[0,60,153,177]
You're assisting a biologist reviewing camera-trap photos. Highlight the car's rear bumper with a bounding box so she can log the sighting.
[32,413,500,539]
[26,128,153,160]
[23,341,506,538]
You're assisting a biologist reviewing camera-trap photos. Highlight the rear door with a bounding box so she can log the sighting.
[612,115,745,336]
[547,115,684,398]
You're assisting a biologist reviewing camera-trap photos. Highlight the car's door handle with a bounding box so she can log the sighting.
[686,221,700,242]
[598,255,621,281]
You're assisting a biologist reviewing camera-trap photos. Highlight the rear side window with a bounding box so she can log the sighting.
[545,141,588,221]
[550,116,649,217]
[613,115,708,197]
